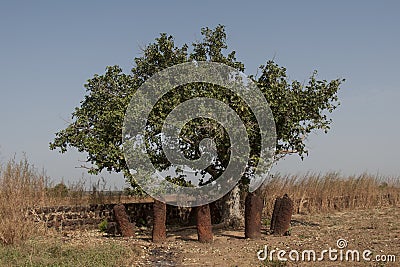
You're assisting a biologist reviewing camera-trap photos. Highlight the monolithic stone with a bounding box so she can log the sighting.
[152,199,166,242]
[245,192,263,239]
[113,204,135,237]
[196,204,213,243]
[270,194,293,235]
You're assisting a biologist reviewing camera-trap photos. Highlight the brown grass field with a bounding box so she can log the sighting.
[0,157,399,266]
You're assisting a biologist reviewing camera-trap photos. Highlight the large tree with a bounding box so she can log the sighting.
[50,25,343,241]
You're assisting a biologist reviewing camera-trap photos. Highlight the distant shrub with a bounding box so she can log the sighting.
[98,219,108,232]
[47,182,69,198]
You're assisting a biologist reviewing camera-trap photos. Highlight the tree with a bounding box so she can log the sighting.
[50,25,344,241]
[47,182,68,198]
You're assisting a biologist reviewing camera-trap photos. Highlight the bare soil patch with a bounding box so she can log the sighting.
[57,205,399,266]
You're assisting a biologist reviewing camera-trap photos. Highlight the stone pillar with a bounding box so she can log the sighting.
[113,204,135,237]
[152,199,166,242]
[245,192,263,239]
[196,204,213,243]
[270,194,293,235]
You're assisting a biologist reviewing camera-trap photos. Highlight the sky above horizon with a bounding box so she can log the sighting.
[1,1,399,189]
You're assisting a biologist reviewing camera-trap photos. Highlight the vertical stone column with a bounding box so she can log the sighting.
[245,192,263,239]
[152,199,166,242]
[270,194,293,235]
[113,204,135,237]
[196,204,213,243]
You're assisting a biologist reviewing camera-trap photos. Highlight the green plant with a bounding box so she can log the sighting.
[49,24,344,239]
[298,234,308,239]
[50,24,344,192]
[47,182,69,198]
[263,218,271,227]
[136,217,147,227]
[98,219,108,232]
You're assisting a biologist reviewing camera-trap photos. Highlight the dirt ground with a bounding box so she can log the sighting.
[62,205,399,266]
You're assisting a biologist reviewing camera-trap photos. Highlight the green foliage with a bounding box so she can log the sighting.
[254,62,343,159]
[263,218,271,227]
[136,217,147,227]
[98,219,108,232]
[47,182,69,198]
[165,176,194,187]
[50,25,344,190]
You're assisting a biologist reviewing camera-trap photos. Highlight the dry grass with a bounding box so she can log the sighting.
[1,154,399,248]
[0,156,145,245]
[261,172,400,216]
[0,236,141,266]
[0,156,398,266]
[0,157,48,245]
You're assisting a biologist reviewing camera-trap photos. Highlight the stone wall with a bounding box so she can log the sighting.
[29,202,221,231]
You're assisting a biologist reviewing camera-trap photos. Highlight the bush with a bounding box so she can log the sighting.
[98,219,108,232]
[47,182,69,198]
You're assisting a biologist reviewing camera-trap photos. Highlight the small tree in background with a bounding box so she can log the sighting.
[47,182,69,198]
[50,25,343,241]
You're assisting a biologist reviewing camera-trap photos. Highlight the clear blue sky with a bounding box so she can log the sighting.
[1,1,399,189]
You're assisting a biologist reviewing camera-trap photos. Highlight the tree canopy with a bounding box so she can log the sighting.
[50,25,344,193]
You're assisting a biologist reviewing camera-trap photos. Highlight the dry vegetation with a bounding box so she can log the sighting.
[0,157,149,245]
[0,157,48,245]
[261,172,400,216]
[0,157,399,266]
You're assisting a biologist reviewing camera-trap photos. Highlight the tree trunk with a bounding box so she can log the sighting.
[113,204,135,237]
[218,184,244,228]
[196,204,213,243]
[244,191,263,239]
[152,199,166,242]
